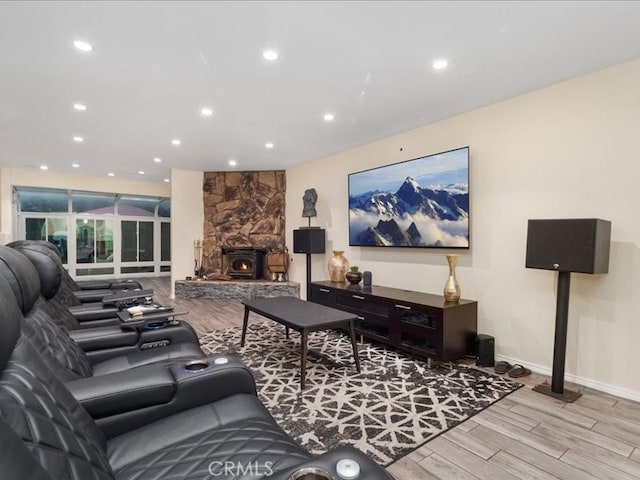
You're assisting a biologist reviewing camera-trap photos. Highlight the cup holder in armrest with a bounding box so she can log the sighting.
[144,321,169,330]
[182,360,211,373]
[289,467,333,480]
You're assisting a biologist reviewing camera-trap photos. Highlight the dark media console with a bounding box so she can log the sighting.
[308,281,477,364]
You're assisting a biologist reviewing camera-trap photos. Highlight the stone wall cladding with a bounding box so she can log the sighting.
[203,171,286,276]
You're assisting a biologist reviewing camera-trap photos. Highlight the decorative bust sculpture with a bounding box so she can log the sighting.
[302,188,318,218]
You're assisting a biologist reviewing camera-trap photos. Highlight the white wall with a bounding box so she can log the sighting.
[169,168,203,298]
[0,167,170,239]
[285,59,640,400]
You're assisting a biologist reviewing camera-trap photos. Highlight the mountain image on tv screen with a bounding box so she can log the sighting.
[348,147,469,248]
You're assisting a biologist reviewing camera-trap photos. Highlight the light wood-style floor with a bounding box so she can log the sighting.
[146,276,640,480]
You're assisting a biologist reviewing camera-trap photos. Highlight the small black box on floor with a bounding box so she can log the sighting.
[476,334,495,367]
[293,228,326,254]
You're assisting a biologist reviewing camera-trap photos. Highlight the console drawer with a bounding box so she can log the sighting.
[335,292,390,319]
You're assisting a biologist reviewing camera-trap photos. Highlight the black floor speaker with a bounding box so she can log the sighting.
[476,334,495,367]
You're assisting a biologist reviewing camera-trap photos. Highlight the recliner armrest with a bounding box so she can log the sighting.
[73,289,114,303]
[93,355,257,438]
[66,366,176,419]
[75,280,113,290]
[69,303,120,322]
[68,326,138,351]
[101,289,154,305]
[76,279,143,291]
[269,446,395,480]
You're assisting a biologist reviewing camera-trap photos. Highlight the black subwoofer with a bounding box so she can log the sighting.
[525,218,611,273]
[476,334,495,367]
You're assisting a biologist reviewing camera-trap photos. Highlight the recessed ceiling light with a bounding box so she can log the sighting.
[432,59,449,70]
[153,157,162,163]
[323,113,335,122]
[73,103,87,111]
[263,49,279,61]
[73,136,84,143]
[228,159,237,167]
[73,40,93,52]
[40,165,48,170]
[171,139,181,146]
[107,172,115,177]
[265,142,274,149]
[72,163,80,168]
[201,107,213,117]
[138,170,145,175]
[163,178,170,183]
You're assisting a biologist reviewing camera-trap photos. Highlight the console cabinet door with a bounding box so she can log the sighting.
[308,283,335,306]
[393,302,443,358]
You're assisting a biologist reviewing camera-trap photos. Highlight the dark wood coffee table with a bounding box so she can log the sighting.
[241,296,361,389]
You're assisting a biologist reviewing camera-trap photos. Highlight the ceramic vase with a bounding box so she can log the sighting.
[443,254,461,302]
[345,270,363,285]
[328,250,349,283]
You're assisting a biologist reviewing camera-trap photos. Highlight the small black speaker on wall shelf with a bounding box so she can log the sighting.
[525,218,611,274]
[293,228,326,254]
[476,334,495,367]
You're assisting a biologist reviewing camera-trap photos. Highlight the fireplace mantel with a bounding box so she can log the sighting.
[175,279,299,300]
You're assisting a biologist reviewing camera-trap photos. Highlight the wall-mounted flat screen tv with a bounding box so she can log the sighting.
[348,146,469,248]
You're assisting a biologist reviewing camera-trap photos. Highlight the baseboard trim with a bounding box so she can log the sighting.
[494,354,640,403]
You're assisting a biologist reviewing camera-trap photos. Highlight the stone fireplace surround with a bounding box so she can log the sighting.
[202,170,286,278]
[174,170,298,301]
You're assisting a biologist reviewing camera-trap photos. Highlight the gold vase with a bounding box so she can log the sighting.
[328,250,349,283]
[443,254,461,302]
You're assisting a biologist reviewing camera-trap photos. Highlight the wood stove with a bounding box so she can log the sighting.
[221,247,266,279]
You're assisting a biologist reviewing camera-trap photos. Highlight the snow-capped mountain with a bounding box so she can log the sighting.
[349,176,469,247]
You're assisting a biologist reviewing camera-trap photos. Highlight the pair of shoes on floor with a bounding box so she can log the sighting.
[494,361,531,378]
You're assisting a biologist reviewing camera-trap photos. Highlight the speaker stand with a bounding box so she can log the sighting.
[533,271,582,403]
[305,252,312,296]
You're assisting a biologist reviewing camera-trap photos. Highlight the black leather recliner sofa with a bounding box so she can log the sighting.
[0,246,201,366]
[9,241,152,327]
[0,245,204,376]
[8,239,145,303]
[0,271,394,480]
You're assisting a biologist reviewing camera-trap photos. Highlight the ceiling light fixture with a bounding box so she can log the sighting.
[228,159,237,167]
[323,113,335,122]
[153,157,162,163]
[432,59,449,70]
[107,172,115,177]
[138,170,145,175]
[201,107,213,117]
[72,163,80,168]
[171,139,181,146]
[40,165,48,170]
[73,136,84,143]
[163,178,170,183]
[73,103,87,111]
[265,142,274,149]
[263,49,279,61]
[73,40,93,52]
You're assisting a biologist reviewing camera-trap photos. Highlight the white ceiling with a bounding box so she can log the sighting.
[2,1,640,183]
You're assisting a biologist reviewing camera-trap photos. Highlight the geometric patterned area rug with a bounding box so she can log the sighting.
[199,321,522,466]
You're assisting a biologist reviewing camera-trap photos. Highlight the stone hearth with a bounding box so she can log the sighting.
[175,279,299,300]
